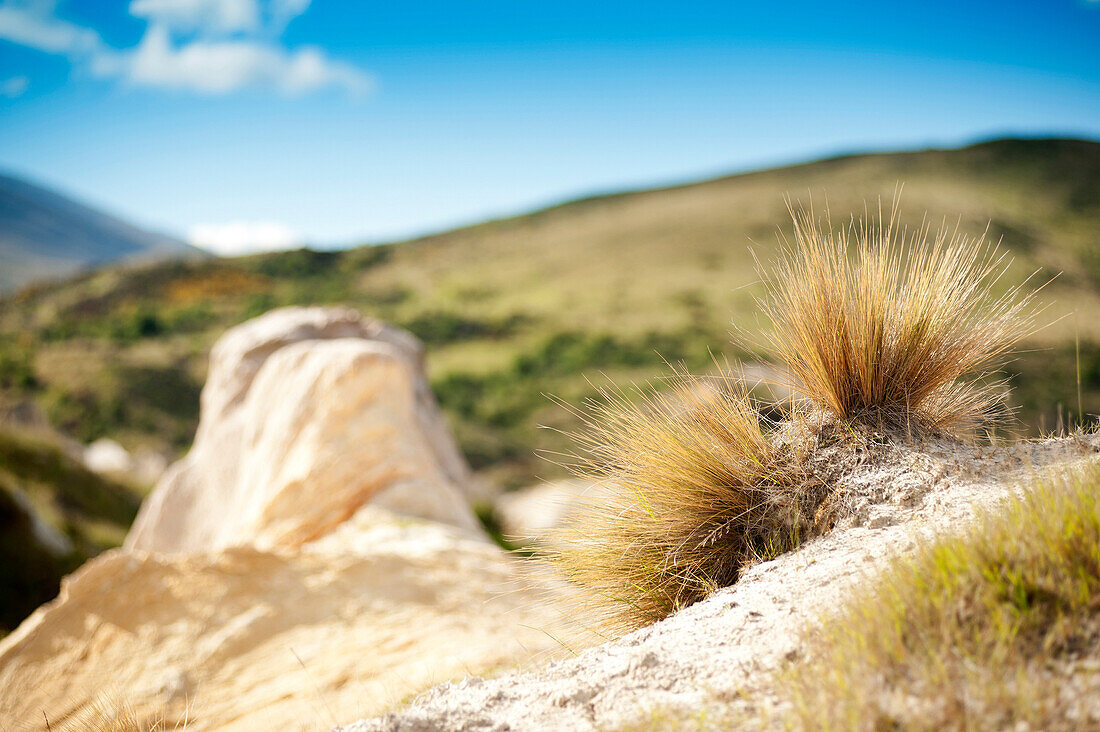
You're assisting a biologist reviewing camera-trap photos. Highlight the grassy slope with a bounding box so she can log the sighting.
[622,463,1100,731]
[1,137,1099,488]
[775,464,1100,730]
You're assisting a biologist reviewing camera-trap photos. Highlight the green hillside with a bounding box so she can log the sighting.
[2,137,1099,489]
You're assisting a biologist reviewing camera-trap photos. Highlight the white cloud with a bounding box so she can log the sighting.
[270,0,310,29]
[111,24,371,95]
[1,75,28,96]
[189,220,302,255]
[0,0,371,97]
[129,0,260,34]
[0,3,103,56]
[127,0,311,35]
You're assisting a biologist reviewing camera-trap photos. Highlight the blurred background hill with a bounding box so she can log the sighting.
[3,136,1099,492]
[0,172,204,292]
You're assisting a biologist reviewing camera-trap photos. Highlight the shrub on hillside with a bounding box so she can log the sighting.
[0,341,37,390]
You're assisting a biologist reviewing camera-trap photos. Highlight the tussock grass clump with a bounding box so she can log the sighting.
[551,368,814,630]
[759,202,1040,435]
[551,202,1044,630]
[782,465,1100,730]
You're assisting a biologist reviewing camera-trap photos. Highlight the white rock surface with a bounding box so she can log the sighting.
[126,306,478,554]
[83,437,132,475]
[495,480,608,544]
[0,307,594,731]
[131,448,169,485]
[342,434,1100,732]
[84,438,169,485]
[0,510,590,730]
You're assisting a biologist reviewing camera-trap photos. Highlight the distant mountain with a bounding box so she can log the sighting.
[0,173,205,292]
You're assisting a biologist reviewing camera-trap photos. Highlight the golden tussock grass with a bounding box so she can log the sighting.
[550,201,1044,630]
[758,199,1041,436]
[779,464,1100,730]
[548,366,816,630]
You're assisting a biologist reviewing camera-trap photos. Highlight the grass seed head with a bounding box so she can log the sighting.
[758,200,1041,436]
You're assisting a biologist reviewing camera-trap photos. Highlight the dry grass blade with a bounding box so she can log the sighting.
[758,200,1042,435]
[547,366,808,631]
[46,693,184,731]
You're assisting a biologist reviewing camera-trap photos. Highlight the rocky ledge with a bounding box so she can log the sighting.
[343,434,1100,731]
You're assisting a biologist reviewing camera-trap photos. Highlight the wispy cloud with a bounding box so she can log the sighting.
[128,0,313,34]
[0,0,370,96]
[1,75,28,96]
[129,0,262,35]
[100,24,371,95]
[189,220,302,255]
[0,3,103,56]
[270,0,311,30]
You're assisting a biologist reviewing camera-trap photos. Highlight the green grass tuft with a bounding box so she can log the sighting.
[781,463,1100,730]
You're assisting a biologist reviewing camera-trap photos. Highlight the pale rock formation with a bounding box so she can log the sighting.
[0,511,582,730]
[0,307,591,731]
[126,306,478,554]
[83,437,133,475]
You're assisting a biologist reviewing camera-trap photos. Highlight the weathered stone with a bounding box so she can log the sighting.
[0,511,581,730]
[0,308,592,730]
[126,306,478,554]
[495,480,607,544]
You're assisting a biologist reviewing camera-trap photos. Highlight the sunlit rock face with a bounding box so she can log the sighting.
[126,306,479,554]
[0,307,585,731]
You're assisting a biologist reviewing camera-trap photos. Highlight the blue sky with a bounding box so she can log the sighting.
[1,1,1099,254]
